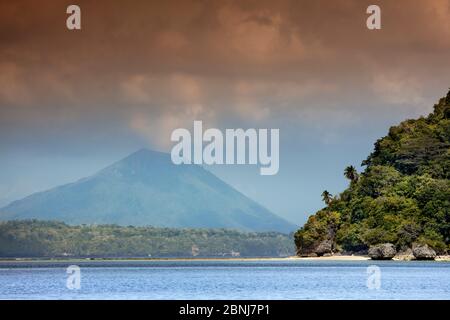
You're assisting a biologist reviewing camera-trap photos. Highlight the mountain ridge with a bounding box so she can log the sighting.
[0,149,296,233]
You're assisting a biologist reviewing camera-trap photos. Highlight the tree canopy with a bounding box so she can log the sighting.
[0,220,295,258]
[295,91,450,255]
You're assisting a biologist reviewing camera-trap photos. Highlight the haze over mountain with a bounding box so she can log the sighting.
[0,149,296,233]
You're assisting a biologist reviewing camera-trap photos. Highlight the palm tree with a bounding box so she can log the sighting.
[321,190,332,205]
[344,165,359,183]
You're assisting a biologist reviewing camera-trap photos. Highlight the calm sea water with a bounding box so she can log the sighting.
[0,259,449,299]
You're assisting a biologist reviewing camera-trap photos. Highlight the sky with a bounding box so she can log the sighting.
[0,0,449,225]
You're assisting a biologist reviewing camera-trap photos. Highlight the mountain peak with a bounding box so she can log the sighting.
[101,148,174,176]
[123,148,170,163]
[0,149,296,233]
[128,148,167,158]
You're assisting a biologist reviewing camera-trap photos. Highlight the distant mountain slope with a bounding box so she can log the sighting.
[0,149,296,233]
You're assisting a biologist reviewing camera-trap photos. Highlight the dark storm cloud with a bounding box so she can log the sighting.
[0,0,449,149]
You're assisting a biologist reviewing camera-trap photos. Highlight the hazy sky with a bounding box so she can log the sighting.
[1,0,449,225]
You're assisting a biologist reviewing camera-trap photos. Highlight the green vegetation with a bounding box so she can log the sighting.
[321,190,333,205]
[0,220,294,258]
[295,91,450,255]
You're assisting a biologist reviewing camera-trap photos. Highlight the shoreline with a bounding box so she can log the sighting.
[0,255,449,263]
[0,255,367,263]
[294,255,370,261]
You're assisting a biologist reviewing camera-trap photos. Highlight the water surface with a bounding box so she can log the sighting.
[0,259,449,299]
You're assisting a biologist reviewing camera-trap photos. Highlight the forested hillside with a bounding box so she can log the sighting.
[295,91,450,256]
[0,220,294,258]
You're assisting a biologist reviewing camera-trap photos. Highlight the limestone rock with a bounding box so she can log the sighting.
[315,240,333,256]
[413,244,436,260]
[368,243,396,260]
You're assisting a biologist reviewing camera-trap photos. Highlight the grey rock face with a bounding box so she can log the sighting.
[368,243,397,260]
[315,240,333,256]
[413,244,436,260]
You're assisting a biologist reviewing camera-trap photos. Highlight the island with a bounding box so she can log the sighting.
[295,90,450,261]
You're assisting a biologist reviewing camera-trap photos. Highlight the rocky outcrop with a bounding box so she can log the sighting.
[296,239,335,257]
[315,240,333,256]
[368,243,396,260]
[294,210,340,257]
[413,244,436,260]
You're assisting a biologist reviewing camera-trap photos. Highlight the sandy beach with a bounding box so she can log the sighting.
[292,255,370,261]
[0,255,371,263]
[2,254,450,263]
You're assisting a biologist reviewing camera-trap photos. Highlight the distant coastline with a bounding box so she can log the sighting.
[1,255,449,263]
